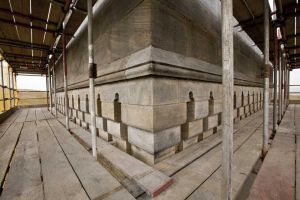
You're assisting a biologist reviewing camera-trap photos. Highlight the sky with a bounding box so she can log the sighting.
[290,69,300,93]
[16,75,46,91]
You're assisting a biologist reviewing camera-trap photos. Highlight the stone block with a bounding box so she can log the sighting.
[82,121,89,129]
[181,135,199,150]
[187,100,209,121]
[244,106,250,114]
[131,144,176,165]
[96,116,107,131]
[122,103,186,132]
[77,110,85,121]
[85,113,91,124]
[203,114,218,131]
[209,99,222,115]
[236,96,242,108]
[181,118,203,139]
[112,136,131,153]
[238,107,245,115]
[128,126,181,154]
[107,120,128,139]
[203,129,214,139]
[75,118,81,126]
[234,109,238,118]
[98,129,112,141]
[101,102,121,122]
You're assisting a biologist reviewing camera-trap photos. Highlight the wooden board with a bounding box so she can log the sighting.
[35,108,46,121]
[0,110,20,140]
[36,120,89,200]
[25,108,36,122]
[15,109,29,123]
[0,122,43,200]
[0,122,23,187]
[47,119,134,200]
[248,105,295,200]
[41,108,54,119]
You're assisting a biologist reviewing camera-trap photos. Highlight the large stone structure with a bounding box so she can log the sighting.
[55,0,266,165]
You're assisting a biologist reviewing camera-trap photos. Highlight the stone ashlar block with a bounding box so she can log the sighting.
[112,136,131,153]
[209,99,222,115]
[187,100,209,121]
[203,114,218,131]
[107,120,127,140]
[77,110,85,121]
[96,116,107,131]
[181,135,199,150]
[101,102,121,122]
[181,119,203,140]
[203,129,214,139]
[236,96,242,108]
[98,129,112,141]
[128,126,181,154]
[122,103,186,132]
[75,118,81,126]
[244,106,250,114]
[131,144,176,166]
[85,113,91,124]
[234,109,238,118]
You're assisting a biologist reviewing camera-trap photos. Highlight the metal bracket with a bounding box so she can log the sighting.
[89,63,97,78]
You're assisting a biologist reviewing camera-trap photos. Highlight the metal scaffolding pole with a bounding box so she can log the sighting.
[278,53,282,123]
[62,30,70,130]
[272,26,278,134]
[48,64,52,113]
[88,0,97,158]
[221,0,234,199]
[262,0,269,156]
[46,70,49,109]
[53,57,57,118]
[12,71,15,107]
[8,67,11,109]
[0,60,5,112]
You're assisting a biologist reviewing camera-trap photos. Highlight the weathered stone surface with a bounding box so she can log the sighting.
[77,110,84,121]
[181,135,199,150]
[101,102,121,122]
[181,119,203,139]
[128,126,181,154]
[203,129,214,139]
[209,99,222,115]
[96,116,107,131]
[122,103,186,132]
[107,120,127,139]
[112,136,131,153]
[187,100,209,121]
[203,115,218,131]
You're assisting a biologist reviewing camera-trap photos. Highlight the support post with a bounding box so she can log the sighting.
[12,71,15,107]
[46,71,49,109]
[62,30,70,130]
[278,49,282,123]
[53,57,57,118]
[262,0,269,156]
[88,0,97,158]
[48,64,53,113]
[0,60,5,112]
[221,0,234,199]
[8,67,11,109]
[272,25,278,134]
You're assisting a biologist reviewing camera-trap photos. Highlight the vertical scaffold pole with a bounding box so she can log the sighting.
[273,26,278,133]
[221,0,234,199]
[48,64,52,113]
[263,0,269,156]
[88,0,97,158]
[53,56,58,118]
[0,60,5,112]
[62,30,70,130]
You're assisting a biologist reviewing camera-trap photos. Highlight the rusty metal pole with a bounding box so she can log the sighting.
[221,0,234,199]
[0,60,5,112]
[88,0,97,158]
[272,26,278,134]
[278,50,282,121]
[262,0,269,156]
[62,30,70,130]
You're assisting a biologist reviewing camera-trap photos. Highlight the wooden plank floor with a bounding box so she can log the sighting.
[0,108,134,200]
[248,105,296,200]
